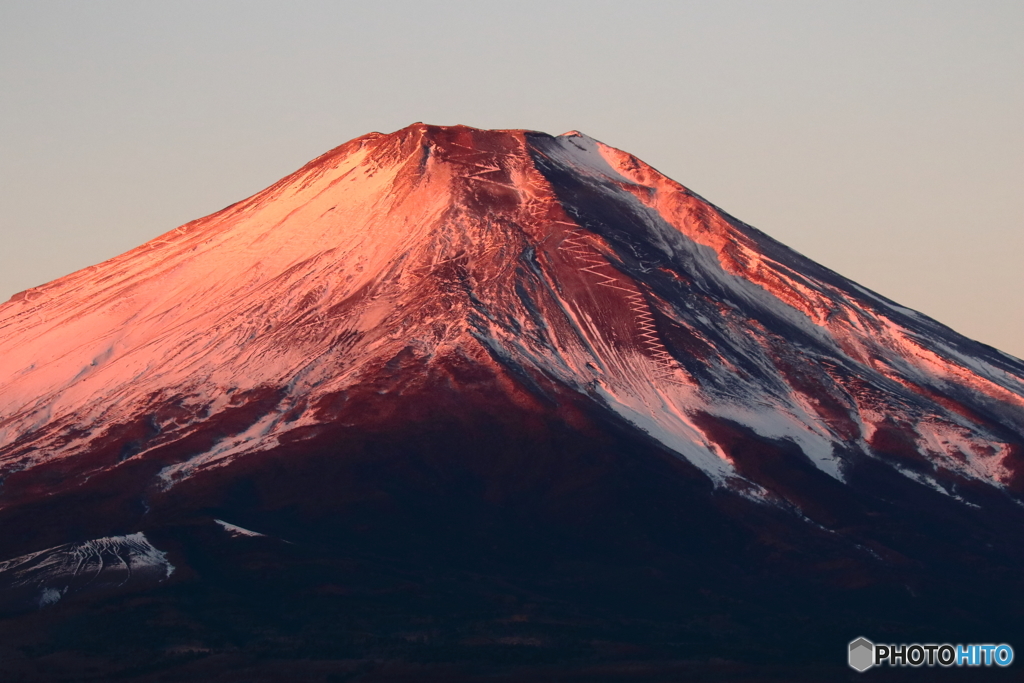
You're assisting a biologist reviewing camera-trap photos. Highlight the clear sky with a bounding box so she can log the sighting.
[2,1,1022,357]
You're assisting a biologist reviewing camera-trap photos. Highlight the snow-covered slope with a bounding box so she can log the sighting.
[1,123,1023,518]
[0,532,172,613]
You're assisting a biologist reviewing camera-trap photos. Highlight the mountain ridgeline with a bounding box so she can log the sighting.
[1,124,1022,681]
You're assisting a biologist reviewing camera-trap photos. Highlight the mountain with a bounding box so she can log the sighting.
[1,123,1023,681]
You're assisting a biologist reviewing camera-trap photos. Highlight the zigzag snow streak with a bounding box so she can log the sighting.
[624,289,679,372]
[557,228,680,382]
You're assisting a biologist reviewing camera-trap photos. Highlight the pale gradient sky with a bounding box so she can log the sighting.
[2,1,1022,357]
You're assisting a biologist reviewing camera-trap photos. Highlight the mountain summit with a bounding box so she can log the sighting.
[2,124,1024,680]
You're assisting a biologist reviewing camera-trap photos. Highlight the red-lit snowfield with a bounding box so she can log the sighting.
[2,124,1024,681]
[3,124,1023,500]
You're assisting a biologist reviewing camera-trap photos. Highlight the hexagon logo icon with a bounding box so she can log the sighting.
[849,637,875,672]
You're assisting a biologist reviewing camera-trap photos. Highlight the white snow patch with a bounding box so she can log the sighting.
[892,465,980,508]
[913,419,1012,488]
[593,381,736,486]
[38,586,67,607]
[215,519,266,538]
[157,410,285,489]
[711,398,846,481]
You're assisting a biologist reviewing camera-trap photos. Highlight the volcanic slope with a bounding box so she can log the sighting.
[1,124,1023,681]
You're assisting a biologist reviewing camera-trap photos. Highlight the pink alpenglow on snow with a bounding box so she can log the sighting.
[1,123,1023,518]
[3,124,1024,681]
